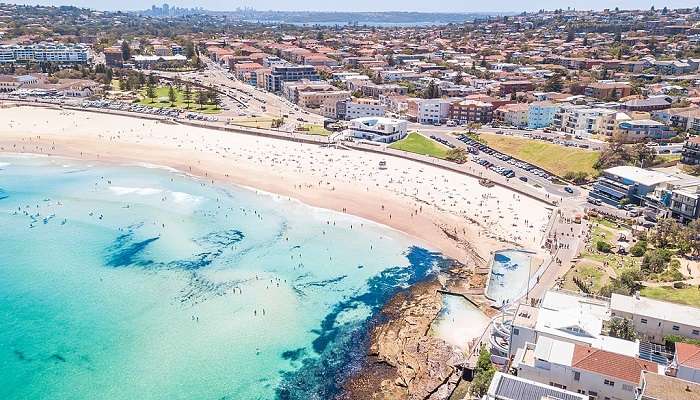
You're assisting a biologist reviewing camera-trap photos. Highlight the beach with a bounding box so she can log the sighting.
[0,105,553,264]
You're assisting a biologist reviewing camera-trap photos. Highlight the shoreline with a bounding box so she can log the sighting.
[0,105,554,265]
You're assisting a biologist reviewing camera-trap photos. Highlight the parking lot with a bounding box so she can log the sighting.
[80,100,217,121]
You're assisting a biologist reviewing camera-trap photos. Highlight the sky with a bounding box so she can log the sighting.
[5,0,700,13]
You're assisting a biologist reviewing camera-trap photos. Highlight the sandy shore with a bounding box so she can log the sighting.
[0,106,553,264]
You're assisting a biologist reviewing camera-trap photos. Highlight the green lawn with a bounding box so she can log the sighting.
[563,262,610,294]
[389,132,449,159]
[229,117,276,129]
[300,124,331,136]
[137,86,221,114]
[478,133,600,177]
[641,286,700,308]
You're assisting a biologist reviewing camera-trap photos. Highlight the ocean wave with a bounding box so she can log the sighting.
[109,186,164,196]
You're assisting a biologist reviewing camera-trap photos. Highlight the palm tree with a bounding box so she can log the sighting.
[168,85,177,106]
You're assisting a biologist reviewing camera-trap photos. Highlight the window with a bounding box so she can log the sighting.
[604,379,615,387]
[622,384,634,392]
[513,328,520,336]
[641,318,647,324]
[673,325,680,331]
[693,330,699,336]
[573,371,581,381]
[588,390,598,400]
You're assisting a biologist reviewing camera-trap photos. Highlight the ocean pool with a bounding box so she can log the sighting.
[0,155,446,400]
[484,249,535,307]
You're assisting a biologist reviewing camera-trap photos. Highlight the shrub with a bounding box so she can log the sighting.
[673,281,687,289]
[630,240,647,257]
[596,240,612,253]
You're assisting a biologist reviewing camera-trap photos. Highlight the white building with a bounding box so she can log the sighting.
[337,98,385,120]
[513,336,662,400]
[408,98,450,124]
[0,43,90,64]
[610,293,700,344]
[347,117,407,143]
[506,291,638,359]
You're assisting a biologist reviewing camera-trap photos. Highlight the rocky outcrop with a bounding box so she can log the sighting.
[341,262,483,400]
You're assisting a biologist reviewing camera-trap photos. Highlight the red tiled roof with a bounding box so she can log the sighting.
[572,345,657,383]
[676,343,700,369]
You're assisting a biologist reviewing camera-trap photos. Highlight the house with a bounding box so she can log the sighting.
[610,293,700,344]
[513,336,661,400]
[623,96,673,112]
[617,119,676,142]
[638,371,700,400]
[346,117,407,143]
[585,82,632,100]
[672,342,700,383]
[498,80,535,95]
[485,371,587,400]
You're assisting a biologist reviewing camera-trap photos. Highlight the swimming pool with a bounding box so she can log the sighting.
[485,250,535,307]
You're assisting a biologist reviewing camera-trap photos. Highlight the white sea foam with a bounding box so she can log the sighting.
[109,186,163,196]
[170,191,203,205]
[0,162,10,168]
[133,162,180,173]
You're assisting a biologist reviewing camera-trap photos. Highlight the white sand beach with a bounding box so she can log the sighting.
[0,105,553,263]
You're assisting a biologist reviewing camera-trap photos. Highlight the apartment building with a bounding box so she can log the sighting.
[584,82,632,100]
[682,137,700,166]
[610,293,700,344]
[447,99,493,123]
[103,46,123,67]
[347,117,407,143]
[0,43,89,64]
[495,103,529,128]
[265,65,319,92]
[527,101,559,129]
[233,62,264,86]
[336,98,385,120]
[498,80,535,95]
[553,105,619,137]
[617,119,676,142]
[406,98,450,124]
[513,336,661,400]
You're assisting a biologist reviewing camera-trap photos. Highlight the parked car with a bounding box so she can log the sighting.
[564,187,574,194]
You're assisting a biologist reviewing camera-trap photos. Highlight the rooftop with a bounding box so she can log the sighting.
[675,342,700,370]
[640,371,700,400]
[487,371,587,400]
[605,166,678,187]
[572,344,660,383]
[611,293,700,328]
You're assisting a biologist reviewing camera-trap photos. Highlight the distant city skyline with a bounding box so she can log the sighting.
[5,0,700,13]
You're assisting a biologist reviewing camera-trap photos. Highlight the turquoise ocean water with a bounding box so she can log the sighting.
[0,155,445,400]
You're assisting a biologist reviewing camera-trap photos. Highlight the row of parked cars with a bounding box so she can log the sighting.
[456,134,556,181]
[473,157,516,178]
[80,100,216,121]
[429,135,456,149]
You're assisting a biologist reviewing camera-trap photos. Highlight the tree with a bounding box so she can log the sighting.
[121,40,130,61]
[168,85,177,106]
[145,83,156,103]
[470,345,496,397]
[207,87,220,108]
[566,28,575,42]
[582,35,588,46]
[564,171,589,184]
[184,41,195,59]
[642,249,673,274]
[630,240,647,257]
[445,148,468,164]
[543,74,564,92]
[686,220,700,257]
[596,240,612,253]
[183,84,192,109]
[422,80,440,99]
[651,218,681,248]
[196,89,207,110]
[614,30,622,43]
[630,143,656,168]
[454,70,463,85]
[609,317,637,340]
